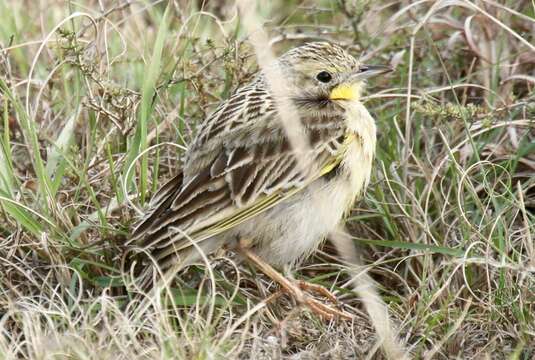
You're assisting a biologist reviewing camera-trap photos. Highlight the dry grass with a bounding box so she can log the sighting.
[0,0,534,359]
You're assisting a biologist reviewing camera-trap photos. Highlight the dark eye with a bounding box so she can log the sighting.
[316,71,332,83]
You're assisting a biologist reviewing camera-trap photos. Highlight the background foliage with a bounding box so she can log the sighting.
[0,0,534,358]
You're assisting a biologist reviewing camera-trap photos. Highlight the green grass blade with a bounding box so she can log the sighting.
[0,78,52,214]
[0,190,45,236]
[354,237,463,257]
[123,3,171,205]
[45,110,78,196]
[0,100,15,194]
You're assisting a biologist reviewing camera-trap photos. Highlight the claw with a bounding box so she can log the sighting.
[238,244,353,321]
[298,280,339,304]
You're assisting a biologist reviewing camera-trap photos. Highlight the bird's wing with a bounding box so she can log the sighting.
[130,81,348,268]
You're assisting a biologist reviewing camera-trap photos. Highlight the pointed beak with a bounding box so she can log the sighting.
[349,64,393,81]
[328,64,393,101]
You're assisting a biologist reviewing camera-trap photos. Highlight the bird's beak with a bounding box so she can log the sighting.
[329,64,393,101]
[348,64,393,82]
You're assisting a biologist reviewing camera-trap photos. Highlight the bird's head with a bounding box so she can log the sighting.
[277,42,392,104]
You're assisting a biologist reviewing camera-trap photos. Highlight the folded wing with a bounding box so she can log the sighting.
[130,80,347,269]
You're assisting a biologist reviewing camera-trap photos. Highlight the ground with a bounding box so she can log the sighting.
[0,0,534,359]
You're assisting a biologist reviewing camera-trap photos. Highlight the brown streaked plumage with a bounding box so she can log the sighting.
[129,42,392,302]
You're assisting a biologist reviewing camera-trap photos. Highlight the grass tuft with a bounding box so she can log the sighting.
[0,1,534,358]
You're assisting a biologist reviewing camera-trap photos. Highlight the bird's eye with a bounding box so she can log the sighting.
[316,71,332,83]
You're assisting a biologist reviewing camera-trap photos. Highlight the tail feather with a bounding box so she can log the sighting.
[129,171,184,244]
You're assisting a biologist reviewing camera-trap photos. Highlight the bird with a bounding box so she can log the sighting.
[129,42,392,319]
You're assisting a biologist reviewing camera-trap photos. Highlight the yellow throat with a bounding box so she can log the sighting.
[329,83,362,101]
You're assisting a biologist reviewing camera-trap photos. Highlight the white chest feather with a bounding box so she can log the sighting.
[234,101,377,267]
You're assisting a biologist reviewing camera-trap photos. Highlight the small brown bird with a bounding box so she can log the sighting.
[130,42,391,318]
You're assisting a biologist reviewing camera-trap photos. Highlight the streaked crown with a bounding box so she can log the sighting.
[275,42,364,103]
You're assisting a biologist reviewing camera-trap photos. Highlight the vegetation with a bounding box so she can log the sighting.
[0,0,534,358]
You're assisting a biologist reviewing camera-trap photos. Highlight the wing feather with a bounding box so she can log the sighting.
[130,79,348,270]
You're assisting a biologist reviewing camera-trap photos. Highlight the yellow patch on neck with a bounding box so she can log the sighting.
[329,83,362,101]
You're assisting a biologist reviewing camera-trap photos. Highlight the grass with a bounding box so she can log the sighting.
[1,0,534,358]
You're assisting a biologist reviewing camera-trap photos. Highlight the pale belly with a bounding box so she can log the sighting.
[196,102,376,268]
[224,175,354,267]
[225,138,373,266]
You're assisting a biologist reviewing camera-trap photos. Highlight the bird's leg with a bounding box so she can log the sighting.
[237,240,353,321]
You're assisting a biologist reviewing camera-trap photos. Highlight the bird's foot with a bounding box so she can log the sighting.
[237,243,353,321]
[282,279,353,321]
[297,280,338,304]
